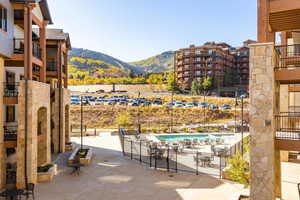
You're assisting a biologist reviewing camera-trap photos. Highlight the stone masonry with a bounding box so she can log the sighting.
[16,80,51,189]
[249,43,281,200]
[52,88,70,153]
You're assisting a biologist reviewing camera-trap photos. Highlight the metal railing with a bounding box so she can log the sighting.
[275,112,300,140]
[13,38,41,59]
[274,44,300,69]
[4,125,18,141]
[13,38,24,54]
[3,82,19,97]
[32,41,41,59]
[47,61,57,72]
[119,129,248,178]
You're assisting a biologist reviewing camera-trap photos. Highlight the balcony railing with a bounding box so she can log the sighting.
[13,39,24,54]
[4,83,19,97]
[13,38,41,59]
[46,61,57,72]
[4,126,18,141]
[274,44,300,69]
[275,112,300,140]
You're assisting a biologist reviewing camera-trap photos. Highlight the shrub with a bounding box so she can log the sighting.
[225,152,250,187]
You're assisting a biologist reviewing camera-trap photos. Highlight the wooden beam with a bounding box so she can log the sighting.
[32,12,43,28]
[275,139,300,151]
[270,0,300,13]
[275,68,300,84]
[258,0,275,42]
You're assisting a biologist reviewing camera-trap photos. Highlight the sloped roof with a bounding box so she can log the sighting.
[10,0,53,24]
[33,28,71,49]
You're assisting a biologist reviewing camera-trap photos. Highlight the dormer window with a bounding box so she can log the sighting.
[0,5,7,32]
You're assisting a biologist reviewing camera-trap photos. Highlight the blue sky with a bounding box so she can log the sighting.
[48,0,257,62]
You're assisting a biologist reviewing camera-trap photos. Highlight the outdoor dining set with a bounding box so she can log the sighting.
[0,183,35,200]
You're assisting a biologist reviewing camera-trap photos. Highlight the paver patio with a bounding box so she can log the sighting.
[35,136,300,200]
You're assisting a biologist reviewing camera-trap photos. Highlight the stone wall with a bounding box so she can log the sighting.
[249,43,281,200]
[16,81,51,189]
[0,57,5,190]
[52,88,70,153]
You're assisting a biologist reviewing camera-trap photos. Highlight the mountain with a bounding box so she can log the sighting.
[68,48,174,78]
[129,51,175,73]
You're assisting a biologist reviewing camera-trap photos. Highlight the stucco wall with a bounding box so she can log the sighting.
[0,0,13,58]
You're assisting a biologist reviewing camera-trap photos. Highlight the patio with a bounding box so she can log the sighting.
[34,136,300,200]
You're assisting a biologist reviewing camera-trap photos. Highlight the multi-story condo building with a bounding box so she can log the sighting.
[250,0,300,200]
[175,40,255,96]
[0,0,71,191]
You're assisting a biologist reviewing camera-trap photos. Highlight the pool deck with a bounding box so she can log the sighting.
[35,136,300,200]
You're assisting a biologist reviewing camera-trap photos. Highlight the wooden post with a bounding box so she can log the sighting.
[24,4,33,80]
[257,0,275,42]
[39,21,48,82]
[64,52,68,88]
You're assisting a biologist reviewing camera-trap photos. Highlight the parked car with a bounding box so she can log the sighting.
[209,104,218,109]
[141,101,151,106]
[198,102,209,108]
[118,100,128,106]
[220,104,231,110]
[185,102,194,107]
[174,102,184,107]
[71,99,80,105]
[152,98,162,105]
[129,101,139,106]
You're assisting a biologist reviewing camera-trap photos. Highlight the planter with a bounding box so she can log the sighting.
[79,148,93,166]
[65,142,73,151]
[37,164,57,183]
[68,147,93,166]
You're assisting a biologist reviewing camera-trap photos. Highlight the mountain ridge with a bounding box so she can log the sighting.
[68,48,174,77]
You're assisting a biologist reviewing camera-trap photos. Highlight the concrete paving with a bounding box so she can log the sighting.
[35,135,300,200]
[36,136,246,200]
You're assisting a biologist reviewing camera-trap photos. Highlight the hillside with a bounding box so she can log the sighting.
[129,51,175,73]
[68,48,144,78]
[68,48,174,79]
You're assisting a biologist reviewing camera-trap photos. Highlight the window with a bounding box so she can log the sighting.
[184,50,190,56]
[6,106,15,122]
[0,5,8,32]
[195,49,201,55]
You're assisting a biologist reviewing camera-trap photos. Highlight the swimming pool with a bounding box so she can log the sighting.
[156,134,234,142]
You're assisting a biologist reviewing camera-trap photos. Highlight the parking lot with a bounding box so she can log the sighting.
[70,95,233,110]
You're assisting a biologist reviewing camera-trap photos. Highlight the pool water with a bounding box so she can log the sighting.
[156,134,234,142]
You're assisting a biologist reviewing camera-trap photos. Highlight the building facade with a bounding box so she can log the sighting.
[0,0,71,190]
[250,0,300,200]
[175,40,255,96]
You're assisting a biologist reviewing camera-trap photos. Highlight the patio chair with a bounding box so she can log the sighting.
[24,183,35,200]
[184,139,192,148]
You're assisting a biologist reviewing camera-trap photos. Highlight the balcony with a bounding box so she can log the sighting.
[4,126,18,141]
[274,44,300,84]
[3,83,19,104]
[6,38,43,67]
[275,112,300,151]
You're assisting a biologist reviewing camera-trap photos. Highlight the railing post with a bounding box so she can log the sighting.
[175,149,178,173]
[155,151,157,170]
[219,154,222,179]
[130,140,133,160]
[140,140,142,163]
[167,147,169,172]
[150,147,152,168]
[122,135,125,156]
[196,152,199,175]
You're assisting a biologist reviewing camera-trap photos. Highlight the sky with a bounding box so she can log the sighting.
[48,0,257,62]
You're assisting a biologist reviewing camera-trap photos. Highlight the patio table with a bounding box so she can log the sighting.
[69,163,84,175]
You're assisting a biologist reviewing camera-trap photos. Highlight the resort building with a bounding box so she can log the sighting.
[250,0,300,199]
[175,40,256,96]
[0,0,71,191]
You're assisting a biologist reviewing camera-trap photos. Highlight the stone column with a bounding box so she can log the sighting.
[0,57,6,190]
[16,81,51,189]
[249,43,281,200]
